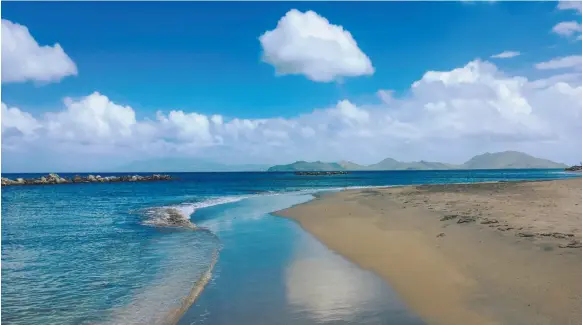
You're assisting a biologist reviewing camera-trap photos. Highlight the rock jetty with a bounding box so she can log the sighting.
[1,173,174,186]
[565,165,582,172]
[294,171,350,176]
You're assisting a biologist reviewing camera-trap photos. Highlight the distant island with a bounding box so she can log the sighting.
[268,151,568,172]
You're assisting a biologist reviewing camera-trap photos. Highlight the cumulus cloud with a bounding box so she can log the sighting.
[259,9,374,82]
[536,55,582,71]
[1,103,41,138]
[552,21,582,37]
[3,59,582,171]
[1,19,77,84]
[490,51,521,59]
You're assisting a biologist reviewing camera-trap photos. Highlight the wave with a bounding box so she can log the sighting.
[140,186,392,230]
[141,196,248,229]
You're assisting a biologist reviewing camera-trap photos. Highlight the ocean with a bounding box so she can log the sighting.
[1,170,578,325]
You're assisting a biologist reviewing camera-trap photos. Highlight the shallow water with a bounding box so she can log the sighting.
[178,194,424,325]
[2,170,578,324]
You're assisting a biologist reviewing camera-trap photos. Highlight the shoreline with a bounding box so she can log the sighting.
[164,249,219,325]
[276,178,582,325]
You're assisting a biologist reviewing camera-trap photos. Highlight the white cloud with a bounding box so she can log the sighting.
[536,55,582,71]
[552,21,582,36]
[331,100,370,125]
[3,59,582,171]
[491,51,521,59]
[156,110,215,144]
[259,9,374,82]
[529,72,582,88]
[45,92,138,144]
[558,1,582,15]
[1,19,77,84]
[377,89,396,104]
[1,103,41,137]
[553,2,582,39]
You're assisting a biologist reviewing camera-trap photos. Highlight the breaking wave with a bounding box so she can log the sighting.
[141,186,392,229]
[141,196,248,229]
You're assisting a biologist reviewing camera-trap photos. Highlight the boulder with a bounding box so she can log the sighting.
[2,173,174,186]
[56,177,68,184]
[1,178,14,186]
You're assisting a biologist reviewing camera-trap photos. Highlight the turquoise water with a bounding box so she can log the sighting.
[2,170,578,324]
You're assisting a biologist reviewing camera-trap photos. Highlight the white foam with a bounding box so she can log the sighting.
[141,186,394,229]
[142,196,248,229]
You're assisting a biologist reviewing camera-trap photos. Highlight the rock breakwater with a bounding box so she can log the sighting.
[1,173,174,186]
[294,171,350,176]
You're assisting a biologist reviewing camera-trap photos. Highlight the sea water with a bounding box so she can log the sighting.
[2,170,578,324]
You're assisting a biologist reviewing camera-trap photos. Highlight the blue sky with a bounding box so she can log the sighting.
[2,1,582,171]
[3,1,578,117]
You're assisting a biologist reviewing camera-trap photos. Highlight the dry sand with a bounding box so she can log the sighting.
[276,178,582,325]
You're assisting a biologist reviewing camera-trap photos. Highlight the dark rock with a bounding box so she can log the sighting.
[457,216,476,224]
[517,232,535,238]
[480,218,499,225]
[497,226,514,231]
[565,165,582,172]
[440,215,458,221]
[559,240,582,248]
[437,232,446,238]
[539,232,575,239]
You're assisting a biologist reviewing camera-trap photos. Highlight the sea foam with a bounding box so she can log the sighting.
[142,196,248,229]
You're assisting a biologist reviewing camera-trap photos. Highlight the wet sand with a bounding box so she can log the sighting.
[276,178,582,325]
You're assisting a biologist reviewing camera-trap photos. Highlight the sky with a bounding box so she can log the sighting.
[1,1,582,172]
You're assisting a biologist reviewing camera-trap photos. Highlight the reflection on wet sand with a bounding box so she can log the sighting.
[285,233,425,325]
[286,257,377,322]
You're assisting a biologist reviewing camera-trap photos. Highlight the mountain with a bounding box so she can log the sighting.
[366,158,457,170]
[111,158,269,172]
[338,160,366,170]
[267,161,344,172]
[268,151,567,172]
[461,151,568,169]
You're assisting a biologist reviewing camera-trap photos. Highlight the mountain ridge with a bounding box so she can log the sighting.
[267,151,568,172]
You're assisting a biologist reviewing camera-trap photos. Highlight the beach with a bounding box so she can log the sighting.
[3,170,578,325]
[277,178,582,325]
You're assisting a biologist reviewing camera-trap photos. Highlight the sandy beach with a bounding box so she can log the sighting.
[276,178,582,325]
